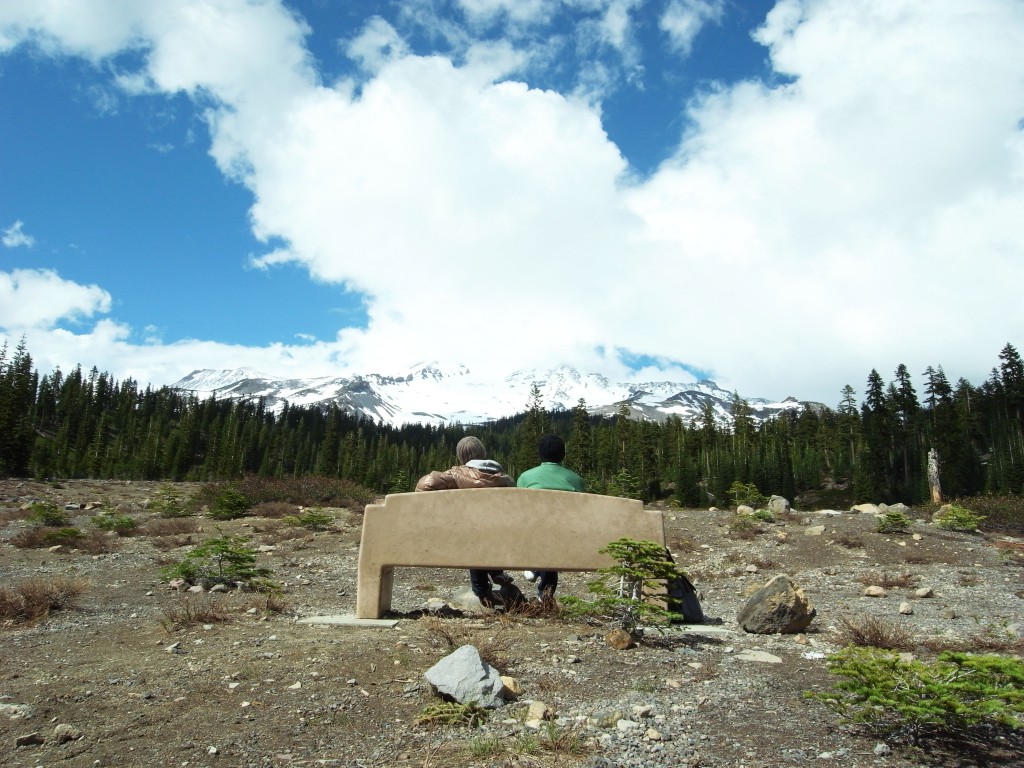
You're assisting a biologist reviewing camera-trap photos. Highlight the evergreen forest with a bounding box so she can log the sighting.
[1,339,1023,511]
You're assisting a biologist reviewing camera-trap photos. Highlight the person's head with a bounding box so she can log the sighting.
[456,435,487,464]
[537,433,566,463]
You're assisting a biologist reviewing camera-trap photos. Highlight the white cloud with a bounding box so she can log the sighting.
[2,0,1024,407]
[344,16,408,73]
[0,269,111,328]
[660,0,725,55]
[2,220,35,248]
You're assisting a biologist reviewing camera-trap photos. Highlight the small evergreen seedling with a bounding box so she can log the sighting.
[282,508,333,530]
[809,647,1024,746]
[560,538,685,633]
[28,502,69,528]
[935,504,984,532]
[876,510,911,534]
[207,488,251,520]
[162,534,273,589]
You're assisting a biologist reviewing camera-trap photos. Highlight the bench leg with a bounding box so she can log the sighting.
[355,566,395,619]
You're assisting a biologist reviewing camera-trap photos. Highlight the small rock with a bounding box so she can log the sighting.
[804,525,826,536]
[915,587,934,598]
[898,601,914,615]
[874,743,892,756]
[605,629,634,650]
[500,676,522,698]
[15,732,44,747]
[646,728,664,741]
[53,724,81,743]
[941,608,958,620]
[616,719,641,732]
[863,585,887,598]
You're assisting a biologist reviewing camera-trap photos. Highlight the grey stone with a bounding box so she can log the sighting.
[53,724,81,743]
[850,503,881,515]
[736,574,816,634]
[0,703,34,719]
[423,644,507,708]
[768,495,790,516]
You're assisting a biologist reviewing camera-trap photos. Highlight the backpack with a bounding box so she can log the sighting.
[663,548,704,624]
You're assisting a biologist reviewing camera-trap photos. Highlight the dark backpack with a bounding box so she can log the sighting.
[664,548,704,624]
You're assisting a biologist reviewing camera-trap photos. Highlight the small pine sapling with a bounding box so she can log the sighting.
[560,538,686,634]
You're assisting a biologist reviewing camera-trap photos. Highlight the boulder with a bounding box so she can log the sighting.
[737,504,754,516]
[768,495,790,516]
[423,645,508,708]
[736,574,816,634]
[850,503,881,515]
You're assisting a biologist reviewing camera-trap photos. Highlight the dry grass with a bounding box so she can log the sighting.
[421,617,512,672]
[76,528,120,554]
[857,570,919,589]
[836,613,915,650]
[0,507,29,524]
[249,501,300,518]
[832,532,865,549]
[0,577,88,626]
[149,534,195,551]
[668,536,699,554]
[160,595,232,630]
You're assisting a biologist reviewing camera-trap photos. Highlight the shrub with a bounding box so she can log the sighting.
[727,515,761,539]
[281,508,334,530]
[935,504,985,532]
[728,481,767,507]
[149,484,193,518]
[91,513,137,534]
[809,647,1024,746]
[161,595,232,630]
[877,510,912,534]
[161,534,273,589]
[836,614,914,650]
[207,488,251,520]
[27,502,69,527]
[233,475,376,508]
[43,527,82,545]
[0,577,87,626]
[415,701,488,727]
[559,538,685,633]
[750,508,775,523]
[955,493,1024,533]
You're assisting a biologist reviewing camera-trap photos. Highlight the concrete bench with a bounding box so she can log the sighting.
[356,487,665,618]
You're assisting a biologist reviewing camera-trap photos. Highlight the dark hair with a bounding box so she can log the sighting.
[537,433,566,463]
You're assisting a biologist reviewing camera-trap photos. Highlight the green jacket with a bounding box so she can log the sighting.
[516,462,584,492]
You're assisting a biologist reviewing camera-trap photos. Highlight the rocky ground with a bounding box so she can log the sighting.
[1,479,1023,768]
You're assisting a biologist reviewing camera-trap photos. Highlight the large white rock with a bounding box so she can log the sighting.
[423,645,508,708]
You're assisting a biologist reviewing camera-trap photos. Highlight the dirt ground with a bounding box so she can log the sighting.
[1,479,1023,768]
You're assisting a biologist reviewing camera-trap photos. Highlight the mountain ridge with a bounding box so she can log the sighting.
[170,365,820,427]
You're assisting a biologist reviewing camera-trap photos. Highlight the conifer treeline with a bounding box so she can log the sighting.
[1,338,1022,505]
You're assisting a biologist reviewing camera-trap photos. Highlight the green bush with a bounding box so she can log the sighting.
[207,488,251,520]
[956,494,1024,533]
[728,481,767,507]
[150,484,193,518]
[935,504,985,532]
[750,509,775,523]
[281,508,334,530]
[162,535,273,589]
[91,513,137,533]
[876,510,911,534]
[28,502,70,528]
[43,527,82,545]
[810,647,1024,745]
[559,538,685,632]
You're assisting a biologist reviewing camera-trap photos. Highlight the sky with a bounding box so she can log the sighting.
[1,0,1023,408]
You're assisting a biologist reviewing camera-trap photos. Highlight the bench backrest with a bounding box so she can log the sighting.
[359,487,664,571]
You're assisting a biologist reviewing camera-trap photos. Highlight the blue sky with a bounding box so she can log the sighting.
[2,0,1023,405]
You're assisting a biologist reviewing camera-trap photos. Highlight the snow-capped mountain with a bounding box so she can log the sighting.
[169,364,817,427]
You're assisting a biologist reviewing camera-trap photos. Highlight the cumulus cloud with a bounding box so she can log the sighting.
[2,220,35,248]
[2,0,1023,405]
[0,269,111,328]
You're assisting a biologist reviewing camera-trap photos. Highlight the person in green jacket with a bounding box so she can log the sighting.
[516,433,584,599]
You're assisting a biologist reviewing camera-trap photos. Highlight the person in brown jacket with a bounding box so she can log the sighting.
[415,436,516,607]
